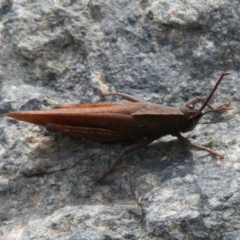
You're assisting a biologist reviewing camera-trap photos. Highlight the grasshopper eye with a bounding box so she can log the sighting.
[186,103,194,109]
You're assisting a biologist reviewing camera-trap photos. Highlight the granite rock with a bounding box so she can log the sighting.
[0,0,239,239]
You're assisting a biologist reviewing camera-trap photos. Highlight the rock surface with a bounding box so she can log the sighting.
[0,0,239,239]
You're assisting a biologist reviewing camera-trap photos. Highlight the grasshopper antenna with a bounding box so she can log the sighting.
[199,72,231,112]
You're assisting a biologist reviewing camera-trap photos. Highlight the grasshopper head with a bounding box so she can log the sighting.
[179,106,202,133]
[178,72,232,133]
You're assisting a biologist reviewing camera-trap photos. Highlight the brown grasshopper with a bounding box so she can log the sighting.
[5,72,232,181]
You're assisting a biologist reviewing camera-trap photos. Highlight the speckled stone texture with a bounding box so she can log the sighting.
[0,0,239,239]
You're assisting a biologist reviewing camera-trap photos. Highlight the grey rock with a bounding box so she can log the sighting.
[0,0,239,239]
[19,205,142,240]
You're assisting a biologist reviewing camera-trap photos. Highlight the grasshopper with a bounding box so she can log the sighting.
[5,72,232,181]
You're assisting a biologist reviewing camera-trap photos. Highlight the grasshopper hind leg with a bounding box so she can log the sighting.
[97,138,154,182]
[46,123,129,142]
[93,86,144,103]
[46,123,154,181]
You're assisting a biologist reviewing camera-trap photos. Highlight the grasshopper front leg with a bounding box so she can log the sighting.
[185,96,231,110]
[176,132,224,159]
